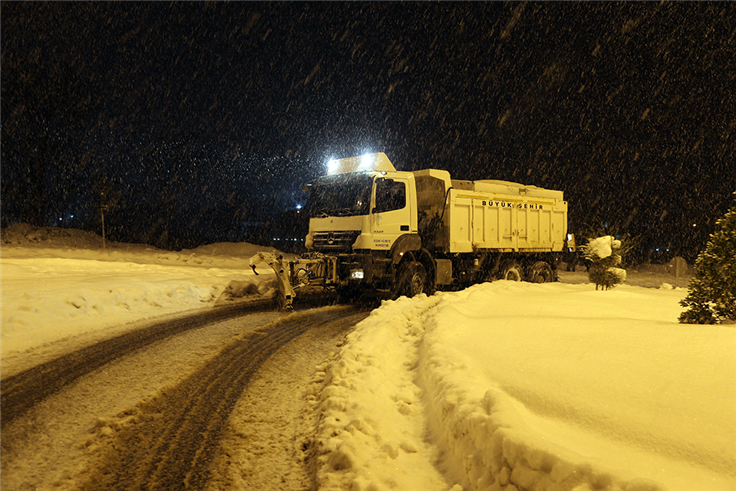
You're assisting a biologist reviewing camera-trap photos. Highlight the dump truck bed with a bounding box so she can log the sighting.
[445,181,567,253]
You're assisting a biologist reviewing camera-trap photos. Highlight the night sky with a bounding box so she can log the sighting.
[2,2,735,261]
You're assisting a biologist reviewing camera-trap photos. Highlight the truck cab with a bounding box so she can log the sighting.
[305,154,419,252]
[304,154,429,293]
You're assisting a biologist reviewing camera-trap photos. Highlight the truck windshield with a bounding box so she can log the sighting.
[308,173,373,218]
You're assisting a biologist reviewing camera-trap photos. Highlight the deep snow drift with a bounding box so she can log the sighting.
[2,224,734,491]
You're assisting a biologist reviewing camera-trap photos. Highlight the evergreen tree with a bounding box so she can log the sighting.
[582,235,626,290]
[679,193,736,324]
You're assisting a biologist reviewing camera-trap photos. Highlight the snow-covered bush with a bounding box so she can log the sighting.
[679,194,736,324]
[582,235,626,290]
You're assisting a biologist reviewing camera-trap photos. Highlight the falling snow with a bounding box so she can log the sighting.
[3,3,735,257]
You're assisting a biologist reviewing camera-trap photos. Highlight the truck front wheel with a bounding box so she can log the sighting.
[396,261,427,298]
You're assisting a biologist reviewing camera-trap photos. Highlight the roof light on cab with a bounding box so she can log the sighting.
[360,153,373,169]
[326,152,396,175]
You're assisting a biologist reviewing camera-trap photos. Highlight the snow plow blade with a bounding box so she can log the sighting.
[249,252,296,310]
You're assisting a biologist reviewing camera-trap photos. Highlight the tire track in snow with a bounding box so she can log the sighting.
[0,299,277,427]
[79,306,369,491]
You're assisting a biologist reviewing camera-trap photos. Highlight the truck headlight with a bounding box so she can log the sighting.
[350,269,364,280]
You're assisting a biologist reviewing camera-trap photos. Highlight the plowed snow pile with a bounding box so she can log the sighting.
[313,285,735,491]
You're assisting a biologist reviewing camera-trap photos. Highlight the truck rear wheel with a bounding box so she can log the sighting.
[500,261,522,282]
[396,261,427,298]
[528,261,554,283]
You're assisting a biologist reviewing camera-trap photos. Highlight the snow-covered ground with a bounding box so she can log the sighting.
[0,224,285,375]
[2,224,734,491]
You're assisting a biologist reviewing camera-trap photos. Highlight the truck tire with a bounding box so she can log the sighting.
[397,261,427,298]
[500,261,522,282]
[528,261,554,283]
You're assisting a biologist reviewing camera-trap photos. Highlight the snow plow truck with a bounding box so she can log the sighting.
[251,153,569,309]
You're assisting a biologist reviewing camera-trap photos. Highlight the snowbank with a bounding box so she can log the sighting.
[314,283,736,491]
[310,295,448,490]
[422,283,735,491]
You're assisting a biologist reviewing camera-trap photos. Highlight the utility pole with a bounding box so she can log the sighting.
[100,199,109,249]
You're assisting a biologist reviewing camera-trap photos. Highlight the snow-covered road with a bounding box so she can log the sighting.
[2,224,734,491]
[1,311,283,490]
